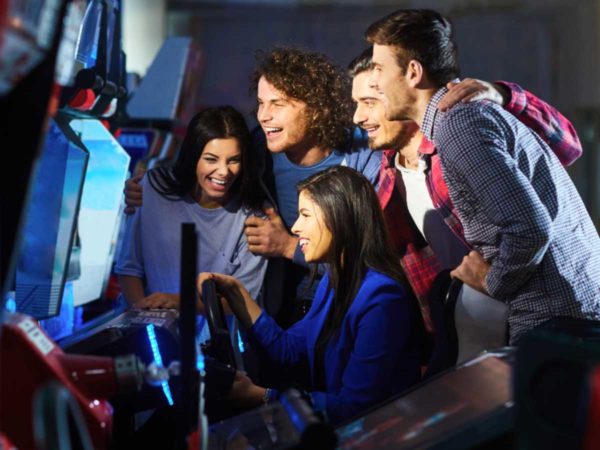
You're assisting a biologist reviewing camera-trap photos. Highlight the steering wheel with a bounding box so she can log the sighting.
[200,279,237,369]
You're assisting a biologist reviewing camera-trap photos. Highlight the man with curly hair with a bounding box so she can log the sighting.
[242,47,381,326]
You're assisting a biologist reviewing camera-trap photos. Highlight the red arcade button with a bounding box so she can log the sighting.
[68,88,96,111]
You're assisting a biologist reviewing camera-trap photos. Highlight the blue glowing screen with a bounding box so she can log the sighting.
[15,120,88,319]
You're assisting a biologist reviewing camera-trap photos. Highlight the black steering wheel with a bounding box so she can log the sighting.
[200,279,237,369]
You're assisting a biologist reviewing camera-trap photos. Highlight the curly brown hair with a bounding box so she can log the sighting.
[251,47,353,151]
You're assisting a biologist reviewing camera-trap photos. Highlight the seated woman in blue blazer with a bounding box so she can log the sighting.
[198,166,422,424]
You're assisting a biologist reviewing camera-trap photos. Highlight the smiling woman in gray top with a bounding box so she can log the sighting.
[115,106,268,312]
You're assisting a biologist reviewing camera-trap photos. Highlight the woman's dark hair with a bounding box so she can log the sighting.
[148,106,263,211]
[297,166,405,337]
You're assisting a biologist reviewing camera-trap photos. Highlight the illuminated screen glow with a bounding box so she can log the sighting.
[69,118,129,306]
[15,120,88,319]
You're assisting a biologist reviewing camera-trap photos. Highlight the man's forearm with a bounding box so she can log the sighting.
[485,231,550,300]
[283,235,299,260]
[438,105,554,300]
[118,275,146,307]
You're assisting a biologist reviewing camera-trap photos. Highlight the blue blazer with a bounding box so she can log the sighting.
[251,268,421,423]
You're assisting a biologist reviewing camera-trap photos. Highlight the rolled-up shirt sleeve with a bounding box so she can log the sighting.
[114,211,145,279]
[437,105,553,299]
[497,80,582,166]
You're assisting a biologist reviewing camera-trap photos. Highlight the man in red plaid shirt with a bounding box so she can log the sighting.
[348,47,582,332]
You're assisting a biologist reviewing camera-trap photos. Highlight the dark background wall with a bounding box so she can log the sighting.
[141,0,600,225]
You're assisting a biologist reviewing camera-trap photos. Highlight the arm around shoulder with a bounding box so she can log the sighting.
[495,80,582,166]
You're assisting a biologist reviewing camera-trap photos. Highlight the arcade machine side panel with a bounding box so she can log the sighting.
[0,0,72,304]
[14,118,88,333]
[336,353,514,450]
[68,118,130,307]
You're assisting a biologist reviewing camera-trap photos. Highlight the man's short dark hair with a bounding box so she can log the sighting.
[347,47,373,78]
[365,9,460,86]
[251,47,352,150]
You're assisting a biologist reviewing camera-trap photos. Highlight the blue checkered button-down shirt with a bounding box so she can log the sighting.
[423,87,600,343]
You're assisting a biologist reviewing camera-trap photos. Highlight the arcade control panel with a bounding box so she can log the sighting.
[61,308,179,360]
[59,308,180,410]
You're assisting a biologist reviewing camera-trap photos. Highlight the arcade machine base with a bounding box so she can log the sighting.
[60,308,180,412]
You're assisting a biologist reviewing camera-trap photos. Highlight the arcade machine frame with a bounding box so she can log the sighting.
[0,1,164,447]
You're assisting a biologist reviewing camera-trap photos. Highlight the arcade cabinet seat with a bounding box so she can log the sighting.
[424,269,510,379]
[423,270,461,378]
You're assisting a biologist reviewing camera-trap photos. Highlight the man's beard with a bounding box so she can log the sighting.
[368,134,401,151]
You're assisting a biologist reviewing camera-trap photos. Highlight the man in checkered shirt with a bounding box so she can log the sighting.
[366,8,600,344]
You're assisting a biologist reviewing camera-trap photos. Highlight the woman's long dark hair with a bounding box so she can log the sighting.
[148,106,264,211]
[297,166,406,337]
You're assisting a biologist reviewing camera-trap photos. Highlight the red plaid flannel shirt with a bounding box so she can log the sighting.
[378,81,582,332]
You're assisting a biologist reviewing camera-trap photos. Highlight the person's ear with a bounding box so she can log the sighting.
[405,59,424,88]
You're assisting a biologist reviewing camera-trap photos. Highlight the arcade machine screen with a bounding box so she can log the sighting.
[68,118,129,306]
[337,353,513,450]
[15,119,88,319]
[75,0,118,72]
